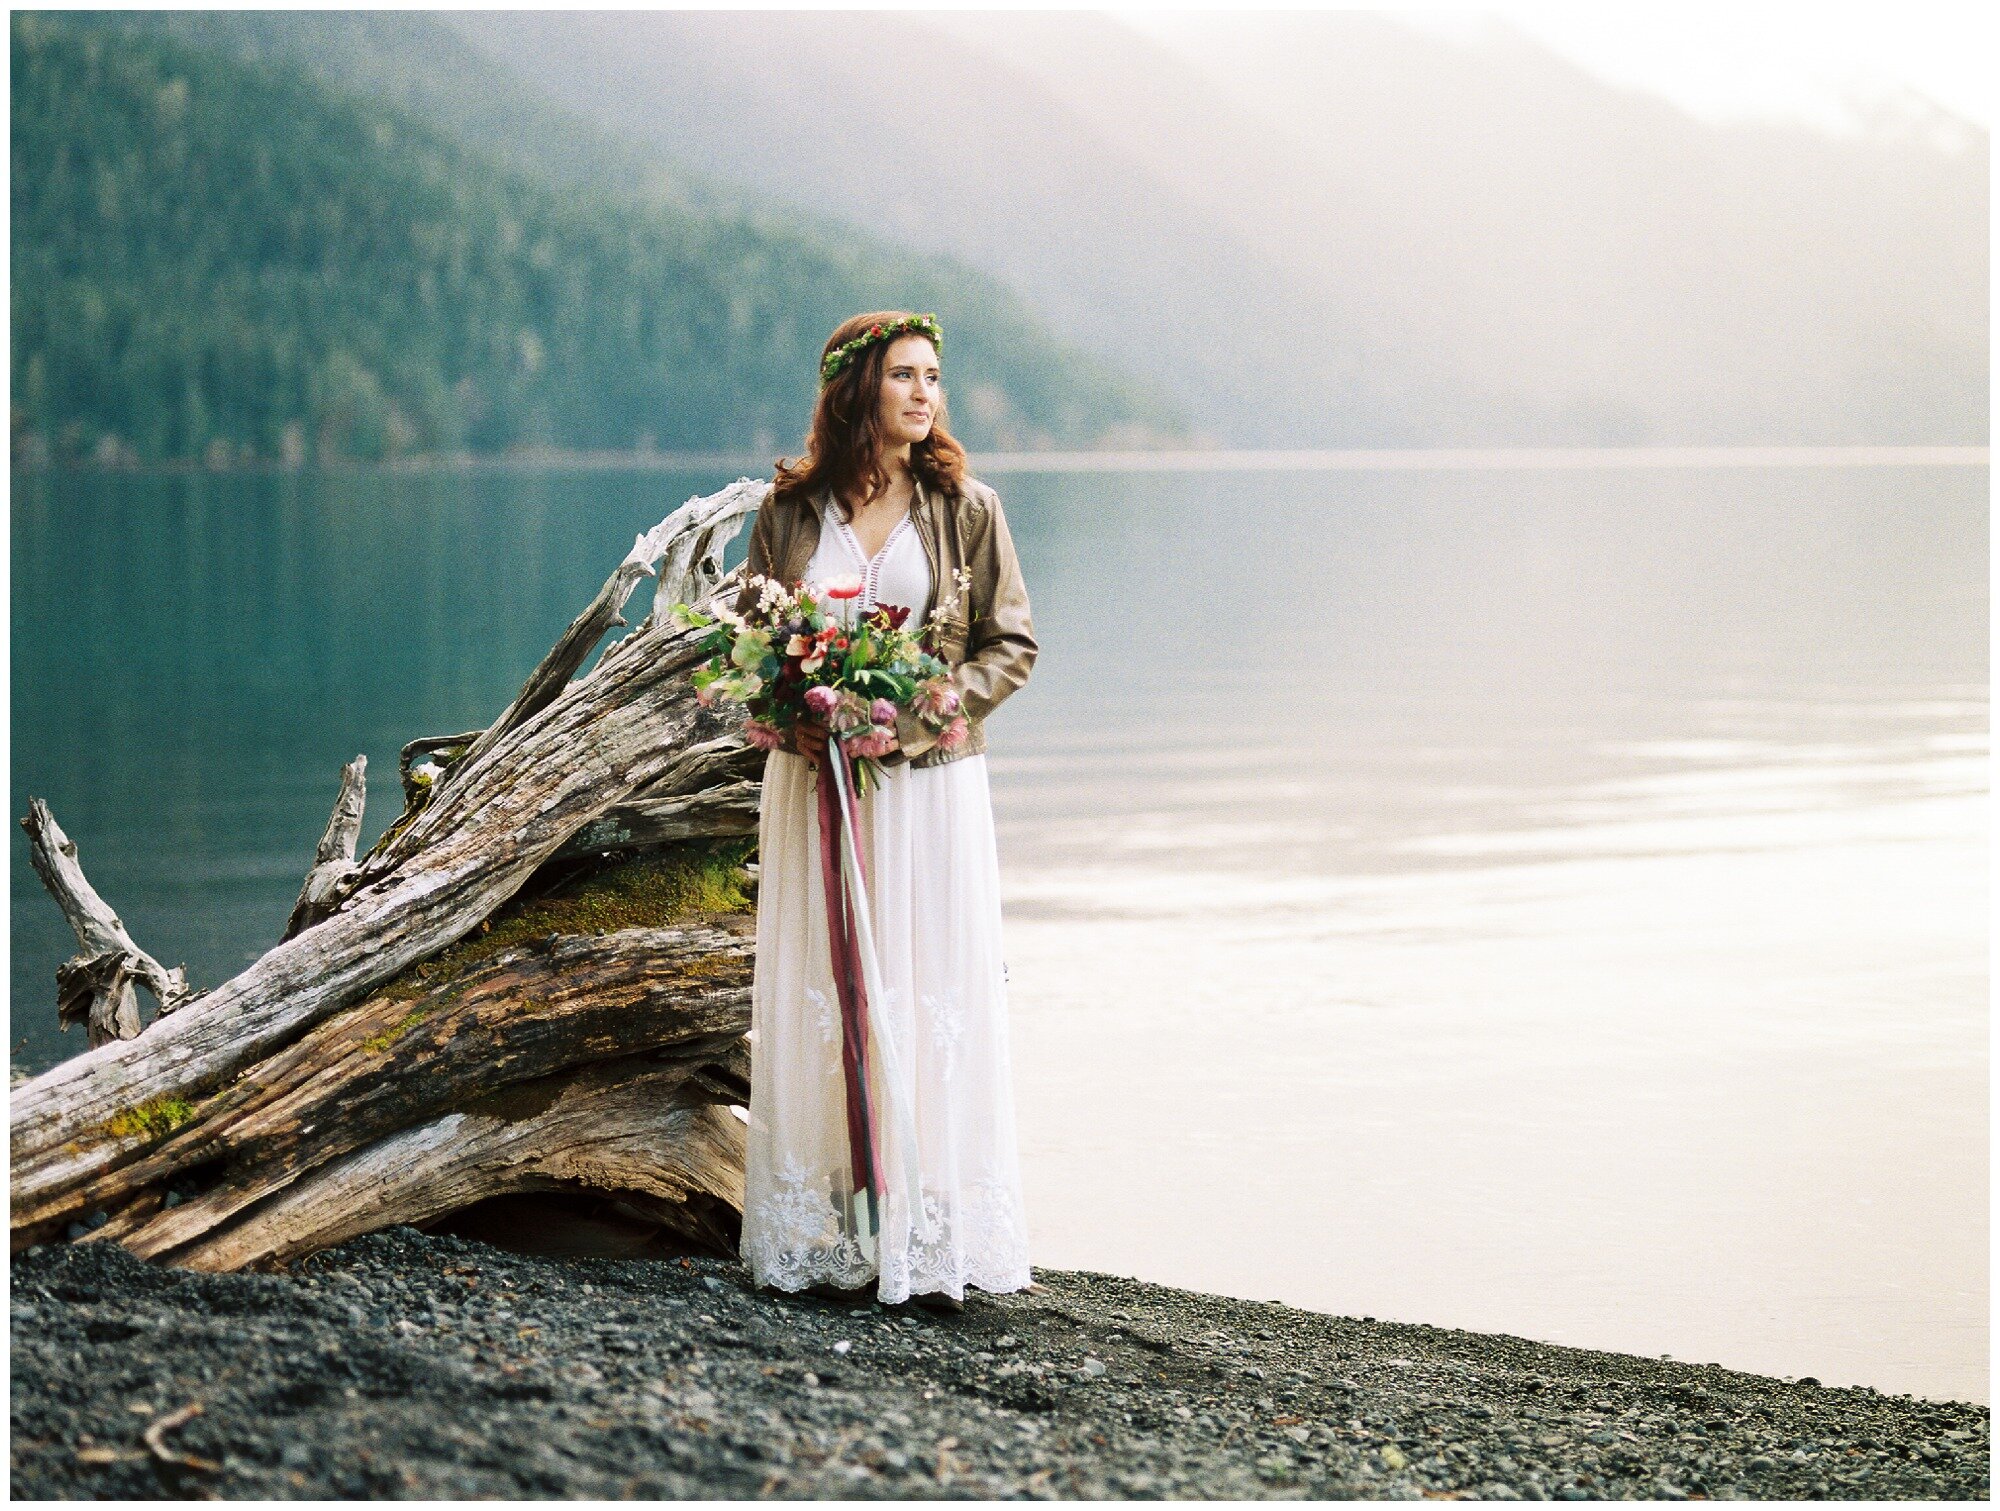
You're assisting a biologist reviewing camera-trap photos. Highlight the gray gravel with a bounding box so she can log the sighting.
[10,1227,1988,1499]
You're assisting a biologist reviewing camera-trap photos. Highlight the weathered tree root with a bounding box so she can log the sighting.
[19,798,194,1047]
[13,478,774,1270]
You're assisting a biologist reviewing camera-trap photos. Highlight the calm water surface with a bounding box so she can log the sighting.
[10,462,1986,1402]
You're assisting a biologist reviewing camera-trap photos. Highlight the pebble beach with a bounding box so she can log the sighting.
[10,1228,1988,1500]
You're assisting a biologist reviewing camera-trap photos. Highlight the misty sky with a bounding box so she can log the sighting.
[1119,6,1992,133]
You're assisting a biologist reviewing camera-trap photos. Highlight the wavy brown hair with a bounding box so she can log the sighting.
[772,311,968,512]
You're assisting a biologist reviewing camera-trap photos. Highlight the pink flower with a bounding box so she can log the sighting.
[845,726,898,759]
[823,573,864,601]
[913,677,960,720]
[695,682,717,708]
[744,718,784,751]
[830,690,872,733]
[803,685,839,717]
[935,714,969,752]
[870,697,898,726]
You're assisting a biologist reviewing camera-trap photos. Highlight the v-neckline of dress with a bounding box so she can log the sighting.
[835,508,913,573]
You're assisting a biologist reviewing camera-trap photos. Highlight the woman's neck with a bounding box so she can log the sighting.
[846,450,915,513]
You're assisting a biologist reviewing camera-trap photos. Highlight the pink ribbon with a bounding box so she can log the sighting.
[814,738,885,1235]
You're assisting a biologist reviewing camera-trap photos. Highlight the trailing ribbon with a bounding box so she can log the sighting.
[814,737,935,1253]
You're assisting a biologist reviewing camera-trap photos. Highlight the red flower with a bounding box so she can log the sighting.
[869,325,883,336]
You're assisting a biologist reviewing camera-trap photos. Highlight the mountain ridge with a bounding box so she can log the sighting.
[10,12,1186,467]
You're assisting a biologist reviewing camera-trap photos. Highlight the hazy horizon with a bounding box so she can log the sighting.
[1115,7,1993,138]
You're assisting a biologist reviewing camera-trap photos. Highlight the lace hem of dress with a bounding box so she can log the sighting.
[740,1152,1031,1304]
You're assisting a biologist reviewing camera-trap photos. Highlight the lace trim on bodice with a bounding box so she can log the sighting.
[832,509,915,611]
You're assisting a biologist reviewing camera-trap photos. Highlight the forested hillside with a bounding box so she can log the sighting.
[49,9,754,223]
[10,13,1184,466]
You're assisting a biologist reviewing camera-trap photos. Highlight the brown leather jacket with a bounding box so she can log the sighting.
[730,472,1038,769]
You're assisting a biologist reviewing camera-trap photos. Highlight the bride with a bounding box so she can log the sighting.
[734,311,1040,1312]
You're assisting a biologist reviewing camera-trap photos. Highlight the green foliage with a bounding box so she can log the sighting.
[105,1094,198,1142]
[10,12,1185,466]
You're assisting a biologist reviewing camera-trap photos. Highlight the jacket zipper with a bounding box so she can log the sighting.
[910,477,941,624]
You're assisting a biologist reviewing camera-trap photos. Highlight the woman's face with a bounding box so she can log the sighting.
[876,334,941,448]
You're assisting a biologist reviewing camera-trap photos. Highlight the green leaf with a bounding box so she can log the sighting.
[729,628,772,669]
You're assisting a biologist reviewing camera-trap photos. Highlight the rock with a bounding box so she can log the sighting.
[1254,1452,1294,1481]
[1081,1357,1107,1378]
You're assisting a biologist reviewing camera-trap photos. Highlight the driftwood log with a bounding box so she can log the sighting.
[11,478,774,1270]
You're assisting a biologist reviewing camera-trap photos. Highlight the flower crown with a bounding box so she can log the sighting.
[819,313,944,390]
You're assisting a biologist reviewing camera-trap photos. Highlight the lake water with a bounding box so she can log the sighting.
[9,459,1987,1403]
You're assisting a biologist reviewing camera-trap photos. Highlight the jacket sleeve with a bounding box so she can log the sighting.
[730,494,779,619]
[952,487,1039,722]
[891,485,1038,761]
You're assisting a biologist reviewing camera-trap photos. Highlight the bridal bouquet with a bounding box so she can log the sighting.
[669,569,969,794]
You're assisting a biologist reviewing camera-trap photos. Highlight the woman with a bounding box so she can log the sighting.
[735,311,1040,1312]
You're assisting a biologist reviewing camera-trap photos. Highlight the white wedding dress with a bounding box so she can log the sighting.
[737,501,1033,1304]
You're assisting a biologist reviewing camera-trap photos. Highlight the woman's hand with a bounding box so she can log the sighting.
[796,718,830,766]
[797,719,901,766]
